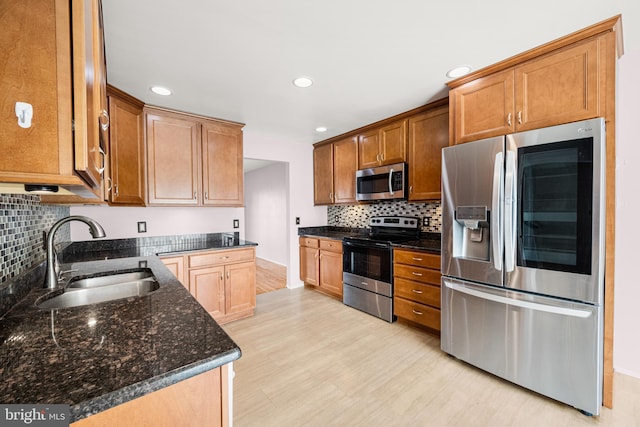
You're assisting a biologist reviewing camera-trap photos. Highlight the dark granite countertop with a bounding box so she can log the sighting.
[298,226,441,254]
[0,233,249,422]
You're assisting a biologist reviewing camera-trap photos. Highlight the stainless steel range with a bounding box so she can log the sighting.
[342,216,421,322]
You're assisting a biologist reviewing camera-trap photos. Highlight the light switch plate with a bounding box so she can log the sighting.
[137,221,147,233]
[233,219,239,229]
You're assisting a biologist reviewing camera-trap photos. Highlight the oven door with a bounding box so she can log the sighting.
[342,239,392,285]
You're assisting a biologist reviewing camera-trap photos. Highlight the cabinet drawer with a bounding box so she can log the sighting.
[394,278,440,308]
[319,239,342,253]
[299,236,319,248]
[189,248,255,268]
[394,264,441,286]
[394,249,440,269]
[394,297,441,331]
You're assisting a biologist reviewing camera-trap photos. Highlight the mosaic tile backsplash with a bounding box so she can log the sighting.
[0,194,69,284]
[328,201,442,232]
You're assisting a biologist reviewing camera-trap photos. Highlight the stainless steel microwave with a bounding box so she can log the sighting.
[355,162,406,201]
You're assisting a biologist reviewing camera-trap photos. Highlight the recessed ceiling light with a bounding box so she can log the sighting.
[315,126,327,132]
[446,66,472,78]
[293,77,313,88]
[150,86,172,96]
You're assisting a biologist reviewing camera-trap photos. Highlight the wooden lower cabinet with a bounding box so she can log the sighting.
[161,247,256,324]
[71,364,231,427]
[393,248,441,332]
[299,237,343,299]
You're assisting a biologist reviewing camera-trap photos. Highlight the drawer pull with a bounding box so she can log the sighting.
[411,272,423,277]
[412,257,423,261]
[361,282,369,286]
[412,289,423,294]
[220,256,229,260]
[412,309,423,316]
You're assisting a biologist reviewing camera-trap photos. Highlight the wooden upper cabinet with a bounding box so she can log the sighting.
[332,136,358,204]
[72,0,107,190]
[202,121,244,206]
[358,120,407,168]
[408,105,449,201]
[146,109,201,205]
[313,143,334,205]
[0,0,105,197]
[357,128,381,169]
[515,38,602,132]
[107,86,146,206]
[450,36,606,144]
[451,69,515,143]
[145,107,244,206]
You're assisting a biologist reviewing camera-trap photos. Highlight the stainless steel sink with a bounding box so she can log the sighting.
[37,270,159,310]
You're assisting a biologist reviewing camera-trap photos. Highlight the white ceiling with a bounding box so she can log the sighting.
[102,0,639,146]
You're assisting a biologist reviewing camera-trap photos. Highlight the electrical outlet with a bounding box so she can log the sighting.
[137,221,147,233]
[296,217,300,225]
[233,219,239,229]
[423,217,430,227]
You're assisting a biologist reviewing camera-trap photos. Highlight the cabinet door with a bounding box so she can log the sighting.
[71,0,106,191]
[332,136,358,203]
[408,106,449,200]
[202,121,244,206]
[515,38,602,132]
[319,249,343,298]
[313,143,334,205]
[189,266,225,318]
[299,246,319,286]
[146,110,201,205]
[358,128,381,169]
[379,119,407,165]
[108,90,145,206]
[452,69,515,144]
[225,261,256,316]
[160,255,185,285]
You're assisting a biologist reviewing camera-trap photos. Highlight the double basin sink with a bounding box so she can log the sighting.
[36,270,159,310]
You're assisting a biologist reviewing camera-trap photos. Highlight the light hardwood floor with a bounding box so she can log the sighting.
[223,288,640,427]
[256,258,287,295]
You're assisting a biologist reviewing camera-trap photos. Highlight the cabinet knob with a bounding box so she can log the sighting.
[99,109,110,131]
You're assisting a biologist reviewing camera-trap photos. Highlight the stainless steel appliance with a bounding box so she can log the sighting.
[343,216,420,322]
[441,118,605,416]
[356,162,406,201]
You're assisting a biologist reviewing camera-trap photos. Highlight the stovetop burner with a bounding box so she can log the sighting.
[344,216,421,245]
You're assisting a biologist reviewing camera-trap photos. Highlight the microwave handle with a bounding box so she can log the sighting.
[388,168,394,196]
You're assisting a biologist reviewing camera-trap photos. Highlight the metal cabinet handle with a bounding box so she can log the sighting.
[106,177,112,192]
[412,257,423,261]
[361,282,369,286]
[226,271,230,280]
[411,272,423,277]
[412,289,423,294]
[98,146,106,175]
[99,109,110,131]
[412,309,423,316]
[194,191,197,200]
[220,256,229,260]
[507,113,512,127]
[205,192,208,200]
[114,183,119,196]
[517,111,522,124]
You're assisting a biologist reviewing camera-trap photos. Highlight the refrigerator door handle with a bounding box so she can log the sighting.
[504,151,517,272]
[491,152,504,271]
[443,279,592,318]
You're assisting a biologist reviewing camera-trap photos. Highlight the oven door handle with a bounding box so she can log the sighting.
[343,240,390,250]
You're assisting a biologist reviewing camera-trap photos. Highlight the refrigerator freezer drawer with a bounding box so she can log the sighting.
[441,277,603,415]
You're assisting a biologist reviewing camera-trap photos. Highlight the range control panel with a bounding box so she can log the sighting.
[369,216,420,229]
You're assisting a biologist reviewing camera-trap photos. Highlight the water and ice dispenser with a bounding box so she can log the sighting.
[452,206,491,261]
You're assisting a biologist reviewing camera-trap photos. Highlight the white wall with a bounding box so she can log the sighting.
[614,47,640,379]
[69,205,244,240]
[243,128,327,288]
[244,162,288,266]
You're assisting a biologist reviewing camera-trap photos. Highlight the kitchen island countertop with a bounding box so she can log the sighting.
[0,232,253,422]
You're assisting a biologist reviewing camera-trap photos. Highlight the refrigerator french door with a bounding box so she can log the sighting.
[441,118,605,415]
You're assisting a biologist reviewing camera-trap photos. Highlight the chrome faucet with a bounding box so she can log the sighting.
[45,216,106,289]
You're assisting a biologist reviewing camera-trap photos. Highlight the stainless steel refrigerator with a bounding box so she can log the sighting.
[441,118,606,415]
